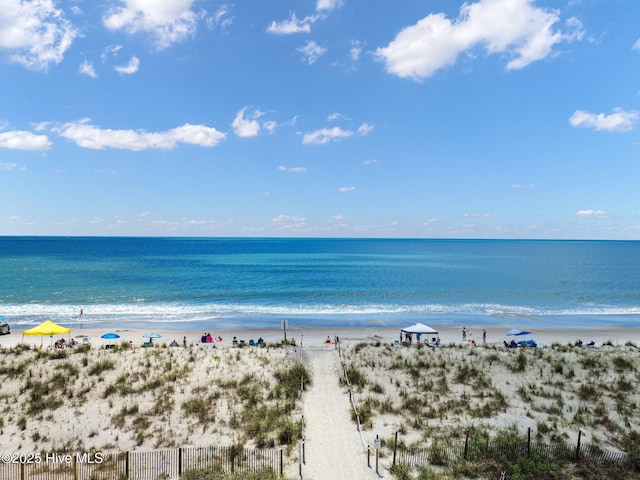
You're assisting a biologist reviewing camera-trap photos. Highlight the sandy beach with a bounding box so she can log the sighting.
[1,324,639,479]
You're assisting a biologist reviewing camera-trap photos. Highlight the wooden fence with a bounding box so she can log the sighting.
[393,430,629,470]
[0,446,284,480]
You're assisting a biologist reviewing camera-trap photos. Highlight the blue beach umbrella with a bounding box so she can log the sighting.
[101,333,120,339]
[142,332,162,339]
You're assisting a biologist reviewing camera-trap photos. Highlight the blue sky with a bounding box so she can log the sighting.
[0,0,638,239]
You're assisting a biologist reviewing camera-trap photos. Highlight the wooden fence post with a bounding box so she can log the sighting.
[375,434,379,475]
[279,449,283,477]
[393,431,398,466]
[527,427,531,457]
[125,451,130,479]
[301,415,306,464]
[464,430,469,460]
[178,447,183,476]
[576,430,582,460]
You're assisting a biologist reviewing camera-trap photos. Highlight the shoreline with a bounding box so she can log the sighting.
[4,324,639,350]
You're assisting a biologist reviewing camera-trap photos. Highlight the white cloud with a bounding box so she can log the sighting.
[101,45,123,61]
[569,108,639,132]
[0,130,51,150]
[266,12,313,34]
[278,165,307,173]
[231,108,262,137]
[633,38,640,51]
[357,123,374,135]
[338,186,355,192]
[115,56,140,75]
[316,0,342,12]
[1,162,18,170]
[350,40,363,61]
[0,0,78,71]
[330,214,346,222]
[103,0,201,50]
[512,183,536,189]
[263,120,277,133]
[576,209,607,217]
[376,0,583,80]
[302,126,353,145]
[362,159,378,166]
[271,214,307,228]
[464,212,491,218]
[54,119,226,150]
[267,0,340,34]
[79,60,98,78]
[208,6,232,31]
[298,40,326,64]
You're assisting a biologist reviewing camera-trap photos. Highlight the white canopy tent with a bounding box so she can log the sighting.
[400,323,438,335]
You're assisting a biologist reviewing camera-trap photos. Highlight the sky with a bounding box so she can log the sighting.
[0,0,638,240]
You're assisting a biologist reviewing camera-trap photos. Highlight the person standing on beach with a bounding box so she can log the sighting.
[483,329,487,344]
[462,327,467,341]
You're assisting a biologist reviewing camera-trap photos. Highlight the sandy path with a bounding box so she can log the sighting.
[300,346,383,479]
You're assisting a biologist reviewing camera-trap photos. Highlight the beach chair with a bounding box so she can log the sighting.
[82,337,90,345]
[248,339,256,347]
[142,341,153,348]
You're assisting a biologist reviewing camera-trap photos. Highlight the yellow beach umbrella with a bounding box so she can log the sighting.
[23,320,71,347]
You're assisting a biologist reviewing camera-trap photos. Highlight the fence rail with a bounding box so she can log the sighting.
[393,431,629,470]
[0,446,283,480]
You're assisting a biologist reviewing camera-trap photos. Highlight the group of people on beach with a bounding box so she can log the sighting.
[462,327,487,345]
[200,333,222,343]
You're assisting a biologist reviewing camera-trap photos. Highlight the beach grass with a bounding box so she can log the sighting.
[341,340,640,478]
[0,341,306,456]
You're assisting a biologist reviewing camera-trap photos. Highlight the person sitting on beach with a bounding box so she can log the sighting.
[170,339,179,347]
[206,333,213,343]
[576,339,583,346]
[257,337,264,346]
[216,336,222,342]
[325,336,331,344]
[587,340,595,347]
[509,339,518,348]
[201,333,207,343]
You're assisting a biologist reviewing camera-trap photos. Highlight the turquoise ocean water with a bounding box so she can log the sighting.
[1,237,639,331]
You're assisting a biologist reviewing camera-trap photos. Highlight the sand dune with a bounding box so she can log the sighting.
[1,325,639,478]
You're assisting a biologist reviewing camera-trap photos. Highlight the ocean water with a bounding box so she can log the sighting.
[0,237,639,331]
